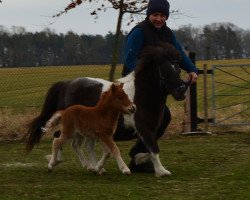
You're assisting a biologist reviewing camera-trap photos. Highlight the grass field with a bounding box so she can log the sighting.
[0,133,250,200]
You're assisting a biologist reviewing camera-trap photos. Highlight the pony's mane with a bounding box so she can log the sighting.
[136,43,182,73]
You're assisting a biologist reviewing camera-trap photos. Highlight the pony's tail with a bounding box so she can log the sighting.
[25,81,68,152]
[41,111,63,135]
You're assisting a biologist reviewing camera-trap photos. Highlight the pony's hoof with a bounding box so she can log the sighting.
[155,169,171,177]
[48,169,52,173]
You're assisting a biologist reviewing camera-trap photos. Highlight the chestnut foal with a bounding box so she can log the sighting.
[43,83,136,175]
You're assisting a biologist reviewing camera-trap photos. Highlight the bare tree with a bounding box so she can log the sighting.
[54,0,148,81]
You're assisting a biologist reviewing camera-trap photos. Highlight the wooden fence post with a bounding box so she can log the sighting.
[182,52,212,135]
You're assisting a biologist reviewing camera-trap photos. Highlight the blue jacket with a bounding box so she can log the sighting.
[124,26,198,74]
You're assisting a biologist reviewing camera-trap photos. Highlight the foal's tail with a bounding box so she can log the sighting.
[41,111,63,136]
[25,81,68,152]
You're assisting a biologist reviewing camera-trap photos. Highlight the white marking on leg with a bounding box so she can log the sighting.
[115,155,131,175]
[84,136,98,166]
[71,137,93,170]
[151,153,171,177]
[48,138,60,171]
[95,150,110,175]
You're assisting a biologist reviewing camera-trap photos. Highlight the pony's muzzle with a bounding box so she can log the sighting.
[172,82,189,101]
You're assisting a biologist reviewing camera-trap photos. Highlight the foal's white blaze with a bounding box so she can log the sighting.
[151,153,171,177]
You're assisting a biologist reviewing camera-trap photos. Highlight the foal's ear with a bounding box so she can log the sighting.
[111,83,116,93]
[119,83,124,88]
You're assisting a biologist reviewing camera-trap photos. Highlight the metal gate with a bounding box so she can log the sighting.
[211,64,250,126]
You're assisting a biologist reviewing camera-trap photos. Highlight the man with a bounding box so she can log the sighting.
[122,0,199,172]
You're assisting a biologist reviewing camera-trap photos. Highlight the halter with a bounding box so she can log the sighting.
[158,62,192,98]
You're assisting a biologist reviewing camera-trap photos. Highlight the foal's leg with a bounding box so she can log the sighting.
[100,136,130,175]
[94,144,111,175]
[84,136,106,174]
[48,137,68,171]
[84,136,98,166]
[71,135,94,171]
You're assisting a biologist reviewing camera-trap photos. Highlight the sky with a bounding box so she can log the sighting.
[0,0,250,35]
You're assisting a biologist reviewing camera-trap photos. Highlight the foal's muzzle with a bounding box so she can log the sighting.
[128,104,136,114]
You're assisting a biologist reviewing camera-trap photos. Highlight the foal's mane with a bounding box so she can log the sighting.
[96,84,123,107]
[135,43,182,73]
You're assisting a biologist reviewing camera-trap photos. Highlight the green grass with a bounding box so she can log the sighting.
[0,133,250,199]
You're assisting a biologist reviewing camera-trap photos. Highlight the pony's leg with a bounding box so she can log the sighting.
[71,135,94,172]
[100,136,130,175]
[150,153,171,177]
[136,131,171,177]
[84,136,106,174]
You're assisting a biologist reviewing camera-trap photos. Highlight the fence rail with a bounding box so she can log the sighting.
[211,64,250,126]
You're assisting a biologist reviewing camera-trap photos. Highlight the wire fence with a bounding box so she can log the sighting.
[1,63,249,141]
[0,64,186,140]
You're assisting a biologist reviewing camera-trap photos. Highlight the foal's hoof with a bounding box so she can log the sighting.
[45,155,52,161]
[48,164,53,173]
[87,167,96,173]
[98,168,106,175]
[92,167,106,175]
[122,167,131,175]
[123,170,131,175]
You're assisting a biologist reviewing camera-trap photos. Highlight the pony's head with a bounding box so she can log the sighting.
[136,43,189,101]
[101,83,136,114]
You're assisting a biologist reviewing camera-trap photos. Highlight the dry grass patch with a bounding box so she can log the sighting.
[0,108,39,141]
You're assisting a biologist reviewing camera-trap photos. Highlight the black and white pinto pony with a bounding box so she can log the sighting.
[26,43,189,177]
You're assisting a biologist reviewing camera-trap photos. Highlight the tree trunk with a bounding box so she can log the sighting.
[109,1,124,81]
